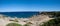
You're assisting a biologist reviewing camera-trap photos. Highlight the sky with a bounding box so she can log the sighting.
[0,0,60,12]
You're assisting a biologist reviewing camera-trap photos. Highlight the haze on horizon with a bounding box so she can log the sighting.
[0,0,60,12]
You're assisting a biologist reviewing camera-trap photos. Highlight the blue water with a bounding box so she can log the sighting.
[0,12,40,18]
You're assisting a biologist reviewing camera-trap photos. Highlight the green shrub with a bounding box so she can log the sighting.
[41,17,60,26]
[24,24,30,26]
[6,23,22,26]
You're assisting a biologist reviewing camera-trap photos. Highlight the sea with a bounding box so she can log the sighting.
[0,12,40,18]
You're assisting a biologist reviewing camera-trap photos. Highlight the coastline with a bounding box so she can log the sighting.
[0,14,54,26]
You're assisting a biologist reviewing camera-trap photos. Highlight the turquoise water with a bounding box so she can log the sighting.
[0,12,40,18]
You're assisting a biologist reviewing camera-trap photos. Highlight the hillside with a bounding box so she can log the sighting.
[41,17,60,26]
[0,14,54,26]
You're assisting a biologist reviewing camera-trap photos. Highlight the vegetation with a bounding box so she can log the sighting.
[24,22,32,26]
[41,12,60,17]
[24,24,30,26]
[6,23,22,26]
[41,17,60,26]
[40,12,60,26]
